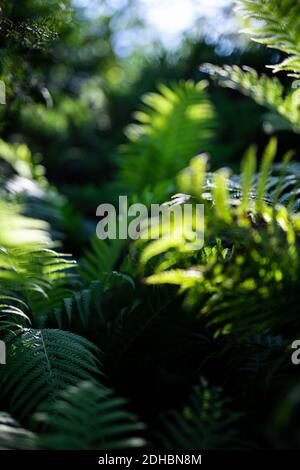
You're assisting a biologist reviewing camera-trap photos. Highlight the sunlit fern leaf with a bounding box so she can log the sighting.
[237,0,300,77]
[0,328,102,422]
[141,147,300,336]
[119,81,217,193]
[0,411,37,450]
[176,145,300,213]
[201,64,300,133]
[156,379,241,450]
[0,199,51,249]
[0,247,78,321]
[0,293,31,335]
[34,381,145,450]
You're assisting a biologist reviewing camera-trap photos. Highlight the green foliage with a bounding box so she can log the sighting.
[119,81,216,193]
[0,0,300,454]
[141,144,300,337]
[0,328,102,421]
[80,237,127,284]
[238,0,300,76]
[34,381,145,450]
[201,64,300,133]
[157,380,241,450]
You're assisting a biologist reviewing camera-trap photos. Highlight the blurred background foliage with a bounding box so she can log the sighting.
[1,0,293,229]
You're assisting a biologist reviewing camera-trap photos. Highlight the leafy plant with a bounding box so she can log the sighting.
[237,0,300,76]
[0,329,102,421]
[119,81,217,193]
[34,381,145,450]
[157,379,241,450]
[201,64,300,133]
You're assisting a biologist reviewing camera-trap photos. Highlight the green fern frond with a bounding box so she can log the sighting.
[79,236,127,284]
[0,328,102,421]
[0,247,78,322]
[42,280,104,329]
[237,0,300,76]
[230,332,289,380]
[141,146,300,336]
[34,381,145,450]
[201,64,300,133]
[0,199,51,249]
[119,81,217,193]
[157,379,240,450]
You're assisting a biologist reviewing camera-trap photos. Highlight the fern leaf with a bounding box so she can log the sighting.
[119,81,217,192]
[34,381,145,450]
[0,328,102,421]
[156,379,240,450]
[201,64,300,133]
[237,0,300,77]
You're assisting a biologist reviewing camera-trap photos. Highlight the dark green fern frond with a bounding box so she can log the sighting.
[34,381,145,450]
[0,328,102,421]
[156,379,241,450]
[41,280,103,329]
[229,332,289,381]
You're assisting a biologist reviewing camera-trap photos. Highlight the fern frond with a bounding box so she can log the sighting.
[157,379,240,450]
[79,236,127,284]
[0,199,50,249]
[34,381,145,450]
[42,280,103,329]
[119,81,217,193]
[141,146,300,336]
[0,247,78,322]
[0,328,102,421]
[201,64,300,132]
[237,0,300,76]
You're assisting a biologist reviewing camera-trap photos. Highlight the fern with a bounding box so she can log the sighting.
[41,281,103,329]
[119,81,217,193]
[34,381,145,450]
[157,379,240,450]
[0,199,50,249]
[237,0,300,76]
[229,332,289,380]
[0,328,102,421]
[140,146,300,337]
[201,64,300,133]
[0,246,78,323]
[79,236,128,284]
